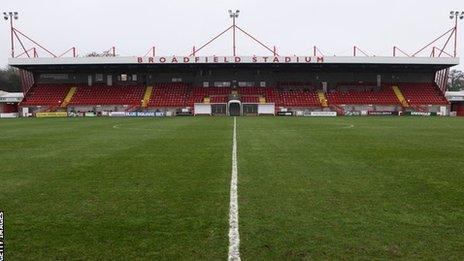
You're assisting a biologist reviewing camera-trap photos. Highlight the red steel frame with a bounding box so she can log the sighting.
[393,46,410,57]
[313,46,324,56]
[12,28,57,57]
[5,12,461,59]
[393,22,458,58]
[142,46,156,57]
[353,46,370,57]
[189,16,278,56]
[4,11,461,96]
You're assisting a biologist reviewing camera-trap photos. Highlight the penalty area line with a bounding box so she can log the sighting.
[228,116,240,261]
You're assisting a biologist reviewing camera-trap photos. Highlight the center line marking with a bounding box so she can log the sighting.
[228,116,240,261]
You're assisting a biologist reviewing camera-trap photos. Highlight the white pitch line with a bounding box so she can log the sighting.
[342,124,355,129]
[228,116,241,261]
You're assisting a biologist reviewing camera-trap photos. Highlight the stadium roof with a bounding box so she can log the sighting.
[0,90,23,102]
[8,56,459,72]
[5,9,462,73]
[9,56,459,66]
[445,91,464,102]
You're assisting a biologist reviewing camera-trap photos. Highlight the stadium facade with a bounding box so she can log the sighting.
[3,10,463,117]
[7,55,458,117]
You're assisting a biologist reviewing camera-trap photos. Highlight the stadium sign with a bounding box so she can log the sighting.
[137,112,155,117]
[136,56,324,64]
[0,97,22,102]
[368,111,396,116]
[410,111,435,116]
[36,112,68,118]
[307,111,337,117]
[9,56,459,66]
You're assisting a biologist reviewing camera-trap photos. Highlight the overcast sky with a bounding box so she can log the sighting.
[1,0,462,69]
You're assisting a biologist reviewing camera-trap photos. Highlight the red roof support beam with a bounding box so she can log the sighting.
[58,47,77,58]
[14,47,34,58]
[12,28,57,57]
[393,46,411,57]
[438,28,455,57]
[353,46,370,57]
[434,46,454,57]
[142,46,156,57]
[313,46,324,56]
[12,29,30,58]
[189,25,233,56]
[412,27,454,57]
[235,25,278,56]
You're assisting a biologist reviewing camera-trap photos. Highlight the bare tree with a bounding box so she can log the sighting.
[84,51,116,57]
[0,66,21,92]
[448,69,464,91]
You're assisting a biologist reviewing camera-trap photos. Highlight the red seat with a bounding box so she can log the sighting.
[326,84,401,105]
[148,83,192,107]
[20,84,70,106]
[69,84,145,106]
[399,83,448,105]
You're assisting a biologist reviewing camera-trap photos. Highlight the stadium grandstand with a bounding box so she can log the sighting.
[9,57,456,117]
[4,10,462,117]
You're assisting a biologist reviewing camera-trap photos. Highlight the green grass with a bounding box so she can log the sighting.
[1,116,464,259]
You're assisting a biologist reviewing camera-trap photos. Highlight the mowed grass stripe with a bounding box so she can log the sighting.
[238,117,464,259]
[0,117,233,259]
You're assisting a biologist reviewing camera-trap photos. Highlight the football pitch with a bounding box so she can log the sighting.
[1,116,464,259]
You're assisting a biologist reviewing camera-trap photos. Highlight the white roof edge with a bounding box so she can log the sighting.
[445,91,464,96]
[0,91,24,98]
[8,56,460,66]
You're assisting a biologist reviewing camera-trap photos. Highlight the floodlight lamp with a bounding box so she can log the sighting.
[13,12,18,19]
[229,10,232,14]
